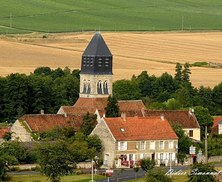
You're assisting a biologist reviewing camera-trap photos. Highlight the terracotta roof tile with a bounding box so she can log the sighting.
[62,98,145,117]
[212,116,222,133]
[143,110,199,128]
[20,114,83,132]
[0,128,10,138]
[73,97,108,110]
[118,100,145,117]
[105,116,178,141]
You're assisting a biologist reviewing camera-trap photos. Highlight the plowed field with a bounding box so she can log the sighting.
[0,31,222,87]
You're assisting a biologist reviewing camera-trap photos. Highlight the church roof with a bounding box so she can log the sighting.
[83,32,112,56]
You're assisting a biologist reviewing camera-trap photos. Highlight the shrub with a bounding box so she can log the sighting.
[146,168,172,182]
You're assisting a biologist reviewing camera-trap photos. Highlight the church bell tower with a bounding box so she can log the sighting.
[79,32,113,98]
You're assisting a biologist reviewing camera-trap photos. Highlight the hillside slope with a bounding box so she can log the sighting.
[0,0,222,33]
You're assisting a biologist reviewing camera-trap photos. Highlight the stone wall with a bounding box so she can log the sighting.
[80,74,112,98]
[11,120,32,142]
[91,119,115,168]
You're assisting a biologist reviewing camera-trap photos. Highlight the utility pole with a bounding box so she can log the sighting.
[205,125,208,163]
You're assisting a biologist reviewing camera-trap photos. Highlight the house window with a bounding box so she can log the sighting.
[150,141,155,150]
[139,141,146,150]
[118,141,127,151]
[168,141,174,149]
[189,130,193,137]
[159,141,164,150]
[140,153,146,159]
[160,153,164,164]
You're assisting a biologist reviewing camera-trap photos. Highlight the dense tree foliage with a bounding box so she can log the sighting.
[172,124,192,164]
[80,112,97,136]
[113,79,141,100]
[36,141,73,182]
[188,163,217,182]
[193,106,213,140]
[0,67,80,123]
[0,64,222,124]
[208,134,222,157]
[140,158,155,172]
[105,95,120,117]
[145,168,172,182]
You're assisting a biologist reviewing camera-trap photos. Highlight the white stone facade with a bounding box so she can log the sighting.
[91,118,116,168]
[79,74,112,98]
[10,120,32,142]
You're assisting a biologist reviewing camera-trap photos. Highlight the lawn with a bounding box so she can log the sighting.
[127,175,188,182]
[10,174,105,182]
[0,0,221,33]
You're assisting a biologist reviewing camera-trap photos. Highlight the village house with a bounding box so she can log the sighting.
[143,109,201,141]
[91,115,178,168]
[212,116,222,134]
[11,114,82,142]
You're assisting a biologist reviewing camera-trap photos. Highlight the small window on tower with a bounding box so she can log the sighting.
[103,81,108,94]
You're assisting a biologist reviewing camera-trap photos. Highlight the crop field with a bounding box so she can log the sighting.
[0,0,222,33]
[0,31,222,88]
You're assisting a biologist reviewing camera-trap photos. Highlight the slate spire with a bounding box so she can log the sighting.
[81,32,112,75]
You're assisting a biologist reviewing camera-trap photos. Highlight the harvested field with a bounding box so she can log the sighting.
[0,31,222,88]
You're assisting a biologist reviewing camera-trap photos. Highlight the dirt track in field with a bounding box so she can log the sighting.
[0,31,222,87]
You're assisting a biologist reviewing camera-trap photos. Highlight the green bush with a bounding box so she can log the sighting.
[75,169,82,175]
[192,62,208,67]
[146,168,172,182]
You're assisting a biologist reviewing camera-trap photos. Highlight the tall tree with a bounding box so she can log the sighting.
[105,95,120,117]
[80,112,97,136]
[212,82,222,115]
[3,74,30,122]
[175,63,183,82]
[193,106,213,140]
[113,79,141,100]
[182,62,191,83]
[172,124,192,164]
[36,141,73,182]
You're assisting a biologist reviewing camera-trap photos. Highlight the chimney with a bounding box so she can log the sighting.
[160,114,165,121]
[188,108,193,116]
[40,109,44,115]
[64,113,67,117]
[121,112,126,122]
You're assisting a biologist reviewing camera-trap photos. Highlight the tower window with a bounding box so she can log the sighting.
[86,81,91,94]
[97,81,102,94]
[103,81,108,94]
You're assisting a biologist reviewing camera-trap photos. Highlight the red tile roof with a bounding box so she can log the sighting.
[212,116,222,133]
[62,98,145,117]
[0,128,10,138]
[20,114,83,132]
[143,110,199,128]
[104,116,178,141]
[118,100,145,117]
[73,97,108,110]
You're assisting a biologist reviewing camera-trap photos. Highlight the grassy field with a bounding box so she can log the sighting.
[10,174,104,182]
[0,0,222,33]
